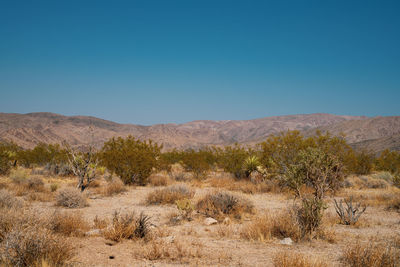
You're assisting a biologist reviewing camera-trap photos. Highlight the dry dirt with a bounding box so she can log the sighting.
[25,175,400,267]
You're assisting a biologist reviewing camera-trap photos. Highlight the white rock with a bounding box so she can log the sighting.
[204,217,218,225]
[279,237,293,245]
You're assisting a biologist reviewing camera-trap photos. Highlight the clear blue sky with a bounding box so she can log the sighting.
[0,0,399,125]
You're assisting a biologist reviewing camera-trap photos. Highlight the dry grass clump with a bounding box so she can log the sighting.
[273,251,327,267]
[103,211,151,242]
[343,241,400,267]
[241,215,273,242]
[149,174,171,186]
[93,215,108,229]
[241,210,301,242]
[101,179,127,197]
[0,225,74,267]
[0,189,22,209]
[340,187,400,207]
[345,175,390,189]
[47,211,90,237]
[146,185,194,205]
[9,168,29,184]
[138,238,202,262]
[0,208,22,242]
[0,181,8,190]
[208,177,277,194]
[196,191,254,220]
[56,188,87,208]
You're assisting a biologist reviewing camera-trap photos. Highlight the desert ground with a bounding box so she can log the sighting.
[1,166,399,267]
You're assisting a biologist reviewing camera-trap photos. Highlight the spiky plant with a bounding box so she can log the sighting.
[243,155,260,178]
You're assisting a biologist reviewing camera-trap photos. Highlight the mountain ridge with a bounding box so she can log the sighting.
[0,112,398,152]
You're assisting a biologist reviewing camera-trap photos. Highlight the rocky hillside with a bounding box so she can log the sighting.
[1,112,399,152]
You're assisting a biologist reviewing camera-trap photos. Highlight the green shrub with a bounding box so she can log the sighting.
[181,149,213,179]
[217,144,249,179]
[100,136,161,185]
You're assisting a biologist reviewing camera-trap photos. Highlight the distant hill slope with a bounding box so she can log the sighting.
[305,116,400,153]
[1,112,399,152]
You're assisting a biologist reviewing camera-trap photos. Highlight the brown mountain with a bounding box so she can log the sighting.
[305,116,400,153]
[0,112,399,152]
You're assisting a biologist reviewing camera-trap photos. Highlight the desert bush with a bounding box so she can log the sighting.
[176,198,195,221]
[295,198,325,238]
[273,251,327,267]
[241,215,273,242]
[102,179,127,197]
[9,168,29,184]
[209,176,278,194]
[47,210,89,237]
[0,142,19,175]
[93,215,108,230]
[371,171,394,182]
[0,152,13,176]
[56,188,87,208]
[149,174,171,186]
[334,197,367,225]
[26,176,45,191]
[217,144,249,179]
[0,189,22,209]
[44,163,74,177]
[0,225,73,267]
[181,149,214,179]
[146,185,194,205]
[272,209,302,242]
[196,191,254,220]
[50,183,59,192]
[376,149,400,174]
[347,150,375,175]
[343,241,400,267]
[284,147,344,199]
[103,211,151,242]
[359,175,389,189]
[172,172,188,182]
[259,131,352,180]
[100,136,161,185]
[0,208,22,242]
[387,195,400,212]
[16,143,68,168]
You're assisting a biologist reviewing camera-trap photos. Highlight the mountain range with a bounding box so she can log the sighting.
[0,112,399,153]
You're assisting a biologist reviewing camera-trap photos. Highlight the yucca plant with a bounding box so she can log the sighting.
[243,155,260,178]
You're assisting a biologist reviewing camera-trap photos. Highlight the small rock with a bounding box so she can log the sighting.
[85,229,102,237]
[279,237,293,245]
[204,217,218,226]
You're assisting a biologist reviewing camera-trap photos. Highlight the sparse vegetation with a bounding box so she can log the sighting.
[56,187,87,208]
[146,185,194,205]
[196,191,254,220]
[101,178,127,197]
[47,210,90,237]
[273,251,327,267]
[343,241,400,267]
[100,136,161,185]
[1,129,400,266]
[334,197,367,225]
[0,189,22,209]
[0,225,74,267]
[103,211,151,242]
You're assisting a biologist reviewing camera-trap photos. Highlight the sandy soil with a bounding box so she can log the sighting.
[29,181,400,267]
